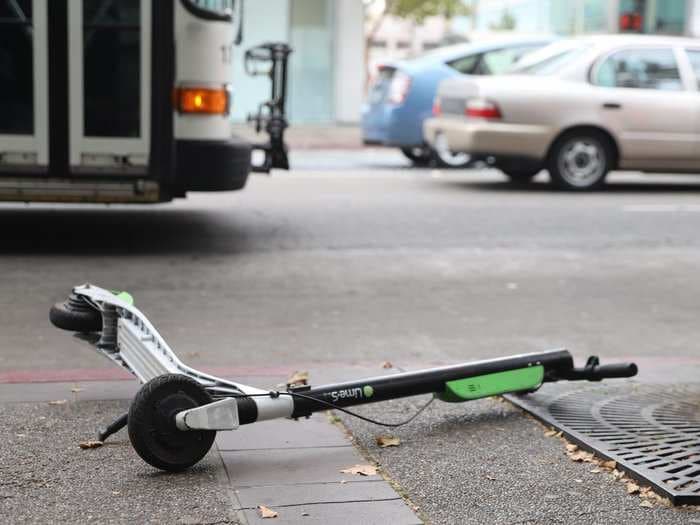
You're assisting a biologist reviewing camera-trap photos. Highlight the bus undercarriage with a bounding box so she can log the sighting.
[0,0,289,204]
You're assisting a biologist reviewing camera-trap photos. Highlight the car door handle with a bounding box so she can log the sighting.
[602,102,622,109]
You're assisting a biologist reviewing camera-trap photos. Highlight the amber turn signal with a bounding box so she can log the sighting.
[175,86,230,115]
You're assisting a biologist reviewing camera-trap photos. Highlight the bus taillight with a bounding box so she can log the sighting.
[175,86,231,115]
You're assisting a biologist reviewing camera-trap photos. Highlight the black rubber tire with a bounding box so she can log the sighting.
[128,374,216,472]
[547,131,612,191]
[400,146,433,166]
[502,168,540,184]
[49,292,102,332]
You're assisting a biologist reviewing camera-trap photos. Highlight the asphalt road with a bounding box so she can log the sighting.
[2,149,700,523]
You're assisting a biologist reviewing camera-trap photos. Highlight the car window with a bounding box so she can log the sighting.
[480,45,541,75]
[594,48,683,91]
[685,49,700,89]
[446,53,481,75]
[512,45,591,75]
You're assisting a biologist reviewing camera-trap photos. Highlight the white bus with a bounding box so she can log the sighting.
[0,0,289,203]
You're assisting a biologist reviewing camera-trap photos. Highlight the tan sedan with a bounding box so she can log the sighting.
[424,35,700,190]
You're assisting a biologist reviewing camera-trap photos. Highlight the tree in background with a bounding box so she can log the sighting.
[364,0,472,87]
[490,8,516,30]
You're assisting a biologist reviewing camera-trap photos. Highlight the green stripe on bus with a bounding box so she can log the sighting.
[438,365,544,403]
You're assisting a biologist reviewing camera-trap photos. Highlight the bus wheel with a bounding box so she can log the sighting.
[128,374,216,472]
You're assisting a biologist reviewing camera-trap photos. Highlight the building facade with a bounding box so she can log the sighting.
[472,0,700,36]
[231,0,364,124]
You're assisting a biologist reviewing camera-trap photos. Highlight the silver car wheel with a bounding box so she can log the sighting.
[557,138,605,188]
[434,132,471,167]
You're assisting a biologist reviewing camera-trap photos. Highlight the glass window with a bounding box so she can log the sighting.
[0,0,33,134]
[513,46,591,76]
[83,0,141,137]
[594,48,683,91]
[446,54,480,75]
[686,50,700,89]
[480,45,542,75]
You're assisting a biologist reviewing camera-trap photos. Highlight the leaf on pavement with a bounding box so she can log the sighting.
[600,460,617,470]
[257,505,278,519]
[48,399,67,405]
[626,482,640,495]
[286,370,309,386]
[639,500,654,508]
[376,435,400,448]
[565,443,578,453]
[79,440,103,449]
[340,464,378,476]
[567,450,594,463]
[544,429,558,437]
[381,361,393,369]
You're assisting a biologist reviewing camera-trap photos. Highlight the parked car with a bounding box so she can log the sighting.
[362,36,555,167]
[424,35,700,190]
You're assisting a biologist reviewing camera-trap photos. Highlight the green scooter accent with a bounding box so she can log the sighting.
[113,290,134,306]
[438,365,544,402]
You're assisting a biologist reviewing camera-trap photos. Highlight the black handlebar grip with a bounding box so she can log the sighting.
[593,363,638,379]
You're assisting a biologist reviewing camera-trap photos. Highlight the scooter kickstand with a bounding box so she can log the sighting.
[97,413,128,442]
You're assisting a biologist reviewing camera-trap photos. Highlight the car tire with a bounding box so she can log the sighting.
[502,168,540,184]
[548,131,613,191]
[432,133,471,168]
[400,146,433,166]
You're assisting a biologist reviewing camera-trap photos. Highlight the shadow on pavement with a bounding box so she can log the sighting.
[446,177,700,194]
[0,207,281,256]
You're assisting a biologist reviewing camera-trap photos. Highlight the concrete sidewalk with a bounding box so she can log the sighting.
[232,124,363,150]
[0,375,422,525]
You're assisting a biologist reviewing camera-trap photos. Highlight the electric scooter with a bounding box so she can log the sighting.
[50,284,638,472]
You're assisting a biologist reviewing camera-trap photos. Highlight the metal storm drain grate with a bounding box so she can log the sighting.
[505,383,700,505]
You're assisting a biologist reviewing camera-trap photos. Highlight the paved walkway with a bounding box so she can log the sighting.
[0,374,422,525]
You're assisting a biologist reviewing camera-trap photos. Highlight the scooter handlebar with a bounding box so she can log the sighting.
[554,357,638,382]
[587,362,638,380]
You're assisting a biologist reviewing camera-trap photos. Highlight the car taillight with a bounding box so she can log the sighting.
[432,97,441,116]
[465,99,501,119]
[387,71,411,105]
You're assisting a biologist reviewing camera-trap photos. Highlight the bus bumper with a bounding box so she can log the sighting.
[176,137,252,192]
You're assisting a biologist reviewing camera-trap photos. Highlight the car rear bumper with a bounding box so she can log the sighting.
[423,117,552,159]
[362,106,426,148]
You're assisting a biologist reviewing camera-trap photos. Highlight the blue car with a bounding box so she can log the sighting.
[362,37,556,167]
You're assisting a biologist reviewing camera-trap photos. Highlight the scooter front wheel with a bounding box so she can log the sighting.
[128,374,216,472]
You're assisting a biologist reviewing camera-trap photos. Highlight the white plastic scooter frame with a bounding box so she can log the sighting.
[72,284,294,427]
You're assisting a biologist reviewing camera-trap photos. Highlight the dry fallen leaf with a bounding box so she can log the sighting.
[590,468,601,474]
[376,435,401,448]
[567,450,594,463]
[381,361,393,369]
[555,431,563,438]
[340,464,378,476]
[640,500,654,508]
[627,482,640,495]
[48,399,67,405]
[286,370,309,386]
[565,443,578,453]
[257,505,278,519]
[79,440,103,449]
[613,469,625,480]
[544,429,558,437]
[600,460,617,470]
